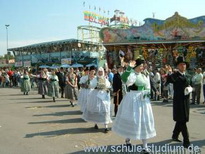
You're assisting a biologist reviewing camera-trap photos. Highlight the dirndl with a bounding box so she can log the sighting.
[47,81,59,98]
[64,84,78,100]
[21,79,31,92]
[38,80,48,95]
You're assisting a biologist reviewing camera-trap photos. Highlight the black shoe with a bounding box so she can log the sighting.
[104,128,109,133]
[183,143,191,149]
[125,143,132,148]
[26,92,28,95]
[141,149,150,154]
[172,137,182,142]
[61,96,64,98]
[23,92,25,95]
[53,97,55,102]
[70,101,74,107]
[42,95,45,99]
[94,124,99,129]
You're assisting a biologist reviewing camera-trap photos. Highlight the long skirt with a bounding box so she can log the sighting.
[47,81,59,98]
[77,88,93,112]
[112,90,156,140]
[21,80,31,92]
[64,84,78,100]
[38,81,48,95]
[82,89,112,124]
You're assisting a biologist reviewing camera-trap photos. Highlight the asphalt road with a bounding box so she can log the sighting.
[0,87,204,154]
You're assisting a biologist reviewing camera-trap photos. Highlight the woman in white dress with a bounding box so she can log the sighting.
[82,67,112,133]
[78,67,96,112]
[112,57,156,153]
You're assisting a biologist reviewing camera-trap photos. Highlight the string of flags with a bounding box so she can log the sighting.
[83,1,110,15]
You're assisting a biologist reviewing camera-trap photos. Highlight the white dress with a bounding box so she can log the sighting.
[112,72,156,140]
[82,76,112,124]
[78,75,96,112]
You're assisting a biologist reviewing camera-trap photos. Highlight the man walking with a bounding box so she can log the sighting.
[56,67,66,98]
[166,56,192,148]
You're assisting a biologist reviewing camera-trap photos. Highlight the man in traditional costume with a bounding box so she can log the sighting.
[166,56,192,148]
[112,66,123,116]
[56,67,66,98]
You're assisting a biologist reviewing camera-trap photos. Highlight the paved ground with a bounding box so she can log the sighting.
[0,87,205,154]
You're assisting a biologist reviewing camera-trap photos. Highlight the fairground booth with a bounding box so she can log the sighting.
[100,12,205,70]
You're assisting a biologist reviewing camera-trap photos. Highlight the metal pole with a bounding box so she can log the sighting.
[5,25,10,63]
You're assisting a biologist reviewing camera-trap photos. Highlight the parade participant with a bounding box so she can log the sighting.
[166,56,192,148]
[191,68,203,104]
[37,69,48,99]
[112,57,156,153]
[77,67,90,111]
[47,70,59,102]
[203,69,205,104]
[20,70,31,95]
[65,68,78,107]
[82,67,112,133]
[78,67,96,112]
[112,66,123,117]
[56,67,66,98]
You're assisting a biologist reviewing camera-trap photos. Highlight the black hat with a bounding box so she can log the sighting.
[134,57,145,68]
[84,67,89,71]
[117,65,123,69]
[176,56,188,66]
[89,66,96,71]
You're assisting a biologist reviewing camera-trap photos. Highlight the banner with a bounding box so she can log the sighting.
[61,58,71,64]
[15,61,22,67]
[24,61,31,67]
[83,11,109,25]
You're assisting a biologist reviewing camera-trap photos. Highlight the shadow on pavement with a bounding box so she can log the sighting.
[28,118,85,124]
[43,104,73,108]
[25,127,103,138]
[33,110,82,117]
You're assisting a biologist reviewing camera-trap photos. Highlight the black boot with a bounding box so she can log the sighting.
[104,128,109,133]
[53,97,55,102]
[42,95,45,99]
[125,138,132,147]
[23,92,25,95]
[70,101,74,107]
[94,124,99,129]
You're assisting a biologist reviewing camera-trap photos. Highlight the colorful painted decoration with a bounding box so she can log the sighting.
[100,12,205,43]
[83,11,109,26]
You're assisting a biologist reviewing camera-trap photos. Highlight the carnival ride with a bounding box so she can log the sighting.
[100,12,205,69]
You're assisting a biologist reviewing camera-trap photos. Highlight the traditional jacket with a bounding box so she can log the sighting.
[113,72,123,105]
[121,66,150,91]
[166,71,192,122]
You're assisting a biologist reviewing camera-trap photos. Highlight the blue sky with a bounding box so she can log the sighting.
[0,0,205,55]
